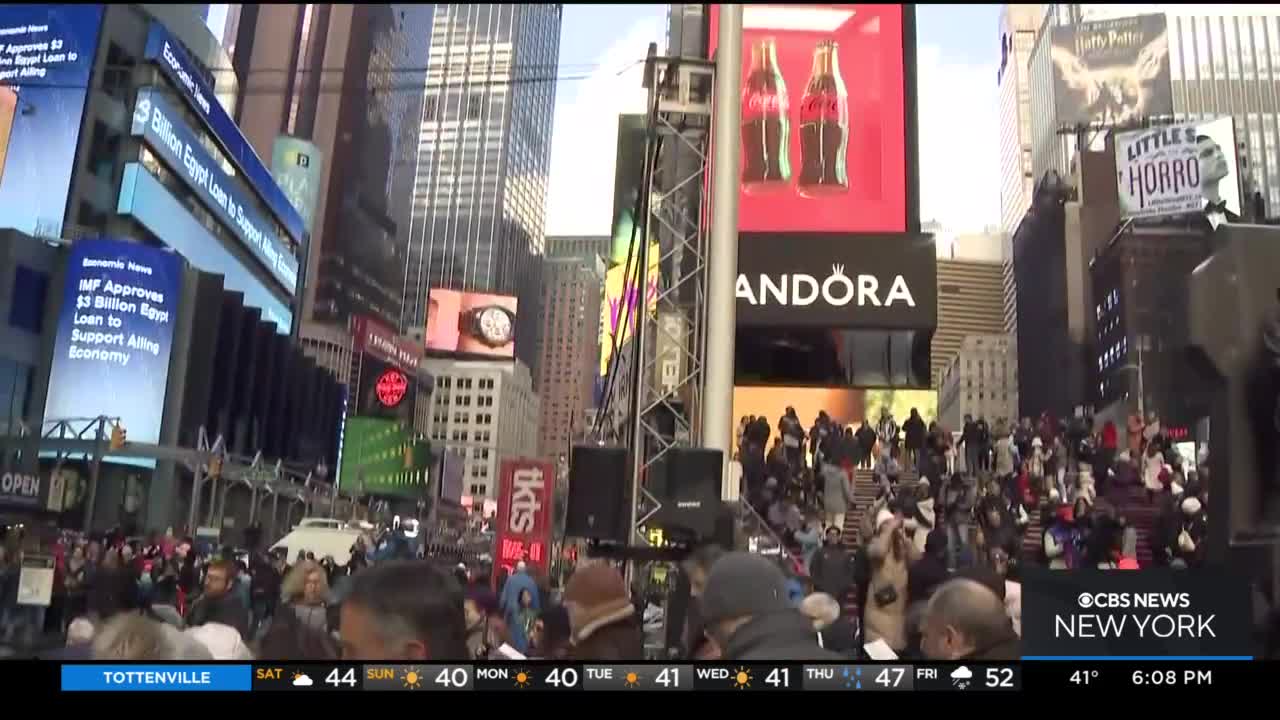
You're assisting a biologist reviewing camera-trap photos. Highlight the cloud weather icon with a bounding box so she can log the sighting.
[292,673,314,687]
[950,666,973,680]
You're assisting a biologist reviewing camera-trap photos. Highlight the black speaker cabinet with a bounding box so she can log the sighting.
[565,445,631,542]
[650,448,724,540]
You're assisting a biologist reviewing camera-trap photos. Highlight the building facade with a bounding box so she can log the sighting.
[998,4,1043,236]
[1038,5,1280,217]
[933,258,1008,389]
[536,252,605,459]
[399,5,563,375]
[231,4,434,329]
[423,357,540,499]
[938,334,1020,432]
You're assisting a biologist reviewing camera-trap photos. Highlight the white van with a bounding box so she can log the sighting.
[269,518,370,566]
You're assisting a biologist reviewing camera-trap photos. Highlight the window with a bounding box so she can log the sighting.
[466,94,484,121]
[9,266,48,334]
[424,95,439,121]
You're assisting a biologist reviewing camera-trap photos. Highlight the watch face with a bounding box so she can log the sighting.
[476,306,513,344]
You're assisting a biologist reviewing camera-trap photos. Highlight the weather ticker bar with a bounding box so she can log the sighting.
[51,661,1276,693]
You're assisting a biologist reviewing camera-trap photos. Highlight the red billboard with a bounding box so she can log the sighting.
[709,4,908,233]
[492,458,555,584]
[425,288,519,359]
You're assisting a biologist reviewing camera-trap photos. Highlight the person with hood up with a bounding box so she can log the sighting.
[809,525,855,601]
[800,592,857,657]
[700,552,841,661]
[864,509,920,654]
[498,561,541,649]
[903,408,926,469]
[855,420,878,469]
[1043,505,1081,570]
[561,563,643,661]
[920,578,1020,660]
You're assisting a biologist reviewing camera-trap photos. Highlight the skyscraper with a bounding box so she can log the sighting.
[536,246,605,459]
[230,4,433,329]
[400,4,563,375]
[997,4,1042,236]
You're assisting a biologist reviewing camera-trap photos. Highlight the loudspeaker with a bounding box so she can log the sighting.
[565,445,631,542]
[649,448,724,540]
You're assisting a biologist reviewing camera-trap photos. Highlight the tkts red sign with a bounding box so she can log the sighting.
[492,458,554,585]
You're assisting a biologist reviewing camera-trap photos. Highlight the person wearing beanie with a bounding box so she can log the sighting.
[700,552,841,661]
[863,510,919,653]
[561,563,642,661]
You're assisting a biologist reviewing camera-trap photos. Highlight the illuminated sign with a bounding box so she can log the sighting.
[142,21,307,244]
[375,368,408,408]
[492,459,554,584]
[130,88,299,295]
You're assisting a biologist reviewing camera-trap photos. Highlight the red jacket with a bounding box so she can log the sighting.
[1101,422,1119,450]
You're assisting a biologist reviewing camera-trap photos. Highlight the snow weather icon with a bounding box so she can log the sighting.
[841,667,862,689]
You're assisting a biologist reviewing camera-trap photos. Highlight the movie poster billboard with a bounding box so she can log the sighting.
[1115,117,1241,220]
[709,4,908,233]
[1050,14,1172,127]
[492,458,555,584]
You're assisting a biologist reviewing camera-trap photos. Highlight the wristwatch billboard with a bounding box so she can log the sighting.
[459,305,516,348]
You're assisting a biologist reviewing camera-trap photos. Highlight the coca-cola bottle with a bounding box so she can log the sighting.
[798,40,849,196]
[741,38,791,192]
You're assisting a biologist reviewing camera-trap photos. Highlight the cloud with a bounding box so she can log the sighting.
[546,19,665,237]
[292,674,314,687]
[916,44,1001,233]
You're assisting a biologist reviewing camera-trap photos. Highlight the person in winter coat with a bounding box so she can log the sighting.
[961,414,980,476]
[794,514,823,573]
[903,408,927,468]
[779,407,806,473]
[974,417,992,473]
[856,421,878,469]
[941,473,973,570]
[1043,505,1081,570]
[563,563,643,661]
[904,478,936,556]
[275,559,330,638]
[863,510,920,653]
[993,420,1017,489]
[809,527,854,600]
[499,561,541,652]
[700,552,841,661]
[877,409,900,456]
[186,560,251,640]
[821,459,855,532]
[1141,442,1167,502]
[1168,493,1208,568]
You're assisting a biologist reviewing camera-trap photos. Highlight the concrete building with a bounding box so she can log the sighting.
[998,4,1043,236]
[938,334,1020,432]
[933,258,1008,389]
[230,4,434,330]
[399,5,563,376]
[535,252,605,459]
[546,235,610,262]
[423,357,540,499]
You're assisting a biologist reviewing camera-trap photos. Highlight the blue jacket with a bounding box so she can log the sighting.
[499,570,541,653]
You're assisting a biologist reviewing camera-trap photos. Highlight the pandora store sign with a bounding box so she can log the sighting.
[735,233,937,330]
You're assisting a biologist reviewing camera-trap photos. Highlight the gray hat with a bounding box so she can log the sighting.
[699,552,791,624]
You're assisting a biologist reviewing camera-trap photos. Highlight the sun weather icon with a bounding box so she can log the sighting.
[401,668,422,689]
[624,672,641,688]
[841,666,862,690]
[732,667,752,689]
[514,670,532,689]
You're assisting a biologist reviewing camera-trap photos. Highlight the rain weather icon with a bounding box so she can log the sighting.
[841,666,862,689]
[514,670,532,688]
[950,666,973,689]
[732,667,752,689]
[291,672,314,687]
[402,668,422,689]
[624,672,641,688]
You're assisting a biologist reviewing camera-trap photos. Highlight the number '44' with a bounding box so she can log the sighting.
[326,668,357,688]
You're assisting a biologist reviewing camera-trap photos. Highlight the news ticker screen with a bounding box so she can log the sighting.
[45,661,1272,693]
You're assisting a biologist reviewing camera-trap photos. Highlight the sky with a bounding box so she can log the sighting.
[545,3,1004,237]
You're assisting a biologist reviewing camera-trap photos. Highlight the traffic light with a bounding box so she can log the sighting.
[109,423,126,451]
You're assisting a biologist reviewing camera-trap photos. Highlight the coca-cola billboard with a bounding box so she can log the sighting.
[710,4,911,233]
[493,459,555,580]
